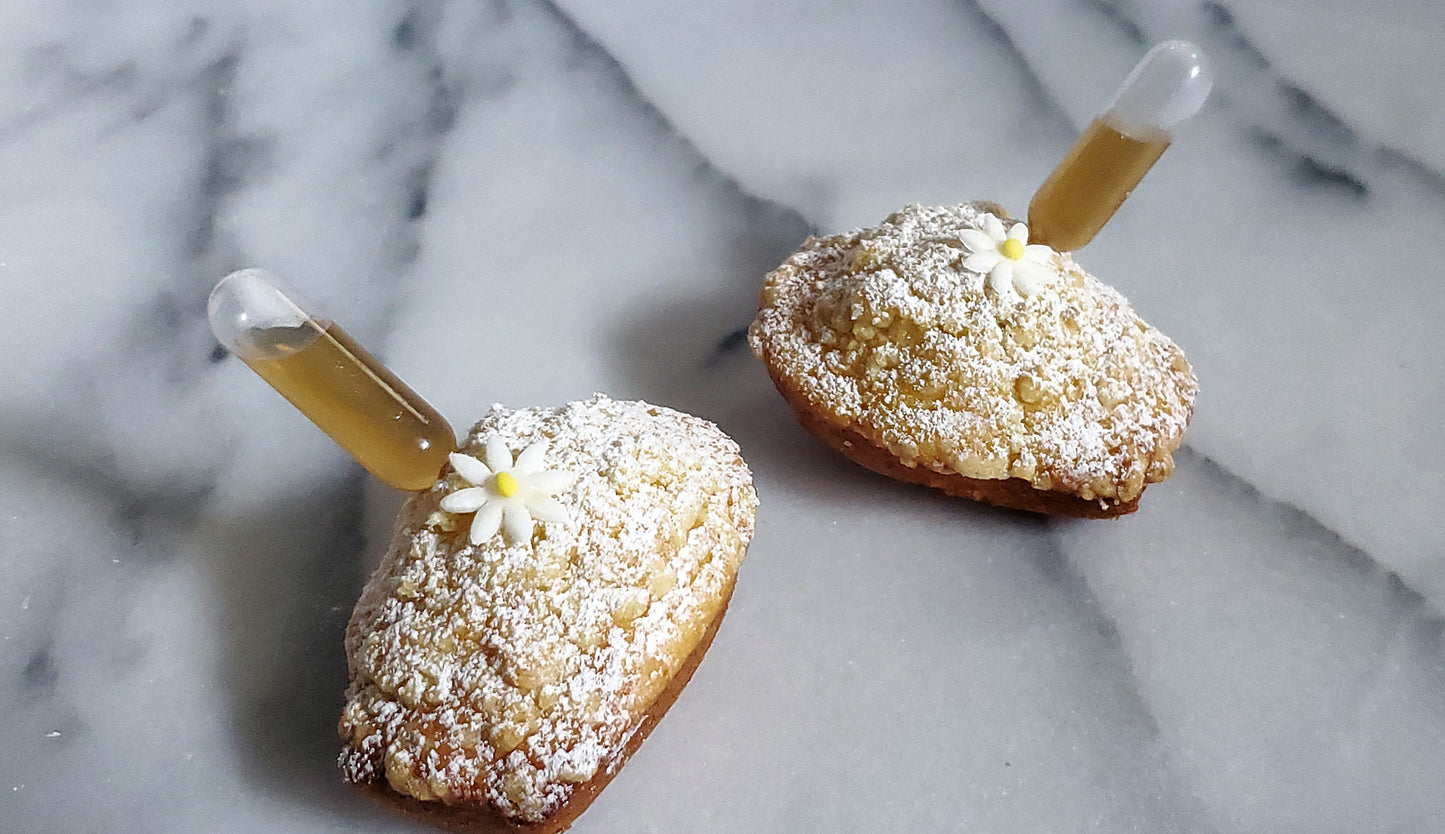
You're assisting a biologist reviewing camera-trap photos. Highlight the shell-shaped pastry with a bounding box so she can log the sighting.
[750,202,1195,517]
[340,395,757,830]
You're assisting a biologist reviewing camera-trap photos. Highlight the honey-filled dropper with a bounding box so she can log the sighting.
[1028,40,1213,251]
[208,269,457,491]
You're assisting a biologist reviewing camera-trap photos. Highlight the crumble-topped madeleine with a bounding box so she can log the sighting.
[339,395,757,831]
[749,202,1196,517]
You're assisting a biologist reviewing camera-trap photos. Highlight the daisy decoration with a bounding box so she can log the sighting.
[959,214,1057,297]
[440,437,576,545]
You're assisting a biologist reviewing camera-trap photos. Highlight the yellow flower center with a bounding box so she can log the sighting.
[494,471,520,498]
[999,238,1024,260]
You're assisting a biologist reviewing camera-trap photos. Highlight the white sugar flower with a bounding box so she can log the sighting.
[440,438,575,545]
[958,214,1057,297]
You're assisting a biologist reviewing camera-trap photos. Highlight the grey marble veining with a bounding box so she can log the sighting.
[3,1,1444,831]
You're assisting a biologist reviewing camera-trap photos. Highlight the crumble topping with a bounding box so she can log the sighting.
[749,202,1196,504]
[339,395,757,822]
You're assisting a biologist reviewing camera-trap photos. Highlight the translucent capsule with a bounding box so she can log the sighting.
[208,268,456,491]
[1028,40,1213,251]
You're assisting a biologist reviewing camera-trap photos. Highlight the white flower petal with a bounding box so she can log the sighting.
[527,496,569,524]
[440,487,489,514]
[1007,222,1029,243]
[513,441,550,475]
[962,251,1000,273]
[981,213,1006,241]
[988,263,1013,296]
[1012,261,1054,296]
[958,229,996,253]
[470,501,504,544]
[502,501,534,542]
[1024,244,1054,262]
[529,469,576,495]
[484,436,514,473]
[448,453,491,485]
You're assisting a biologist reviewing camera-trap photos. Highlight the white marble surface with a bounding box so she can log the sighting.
[3,1,1445,831]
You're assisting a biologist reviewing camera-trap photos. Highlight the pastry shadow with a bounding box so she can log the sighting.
[596,199,832,485]
[0,410,415,823]
[602,287,840,487]
[602,289,1040,527]
[197,473,419,827]
[594,209,1028,515]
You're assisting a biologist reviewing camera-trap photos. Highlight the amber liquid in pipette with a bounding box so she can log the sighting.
[241,322,456,491]
[1028,117,1170,251]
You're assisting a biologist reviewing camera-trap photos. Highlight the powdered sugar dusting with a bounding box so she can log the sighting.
[339,395,757,822]
[749,203,1196,505]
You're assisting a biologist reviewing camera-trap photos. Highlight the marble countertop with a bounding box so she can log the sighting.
[4,1,1444,831]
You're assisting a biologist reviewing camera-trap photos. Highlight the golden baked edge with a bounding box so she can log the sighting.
[762,357,1137,518]
[354,584,735,834]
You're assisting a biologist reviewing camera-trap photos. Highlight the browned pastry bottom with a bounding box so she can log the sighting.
[356,584,735,834]
[765,365,1136,519]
